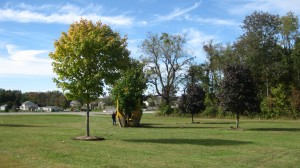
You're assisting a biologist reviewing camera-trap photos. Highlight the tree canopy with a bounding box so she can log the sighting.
[49,19,130,102]
[140,33,194,107]
[49,19,130,137]
[179,84,205,123]
[218,63,259,128]
[112,60,147,127]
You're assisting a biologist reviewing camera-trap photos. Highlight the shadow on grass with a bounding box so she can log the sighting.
[202,122,235,125]
[140,123,220,129]
[0,124,46,128]
[249,128,300,132]
[124,138,252,146]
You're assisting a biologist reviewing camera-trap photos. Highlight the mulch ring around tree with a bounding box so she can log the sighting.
[228,126,246,131]
[72,136,105,141]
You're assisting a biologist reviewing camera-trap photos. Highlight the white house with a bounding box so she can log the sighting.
[42,106,62,112]
[0,104,7,111]
[20,101,38,111]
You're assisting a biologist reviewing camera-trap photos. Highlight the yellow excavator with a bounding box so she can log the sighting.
[115,98,143,127]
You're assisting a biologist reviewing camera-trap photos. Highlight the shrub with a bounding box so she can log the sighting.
[160,104,173,116]
[291,87,300,116]
[260,84,296,119]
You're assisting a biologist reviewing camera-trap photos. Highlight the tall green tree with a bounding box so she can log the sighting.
[203,41,225,94]
[218,63,259,129]
[49,19,130,137]
[201,41,236,117]
[235,11,282,96]
[280,12,299,55]
[140,33,194,106]
[292,38,300,88]
[179,84,205,123]
[181,65,208,93]
[277,12,300,89]
[0,89,22,111]
[179,65,206,121]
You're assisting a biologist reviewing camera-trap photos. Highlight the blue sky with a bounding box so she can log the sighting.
[0,0,299,92]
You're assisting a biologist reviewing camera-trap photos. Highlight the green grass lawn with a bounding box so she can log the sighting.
[0,114,299,168]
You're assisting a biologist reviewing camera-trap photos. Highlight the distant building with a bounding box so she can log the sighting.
[20,101,38,111]
[70,100,82,110]
[0,104,7,111]
[42,106,63,112]
[146,95,162,107]
[103,106,116,113]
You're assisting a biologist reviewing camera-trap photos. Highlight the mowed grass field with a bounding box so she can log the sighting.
[0,113,299,168]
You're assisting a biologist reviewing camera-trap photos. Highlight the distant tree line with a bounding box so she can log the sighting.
[143,11,300,119]
[194,11,300,119]
[0,89,69,111]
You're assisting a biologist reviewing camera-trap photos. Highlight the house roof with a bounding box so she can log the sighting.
[22,101,38,107]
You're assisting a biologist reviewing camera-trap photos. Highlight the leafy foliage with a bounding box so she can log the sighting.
[291,87,300,114]
[140,32,194,106]
[235,11,283,96]
[112,60,147,126]
[0,89,22,111]
[179,84,205,123]
[280,12,299,54]
[203,93,220,118]
[0,89,69,111]
[23,91,68,108]
[261,85,297,118]
[49,19,130,102]
[159,104,174,116]
[218,63,259,128]
[292,38,300,88]
[49,19,130,136]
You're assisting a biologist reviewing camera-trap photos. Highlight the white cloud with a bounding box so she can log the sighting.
[0,3,134,26]
[183,28,216,63]
[229,0,300,16]
[155,1,202,21]
[14,3,54,12]
[0,45,53,76]
[185,14,238,26]
[154,1,237,27]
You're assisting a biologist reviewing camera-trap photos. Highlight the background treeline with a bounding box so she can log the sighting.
[175,11,300,119]
[0,89,69,111]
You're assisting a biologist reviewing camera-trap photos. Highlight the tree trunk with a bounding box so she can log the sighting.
[117,112,126,127]
[236,112,240,129]
[86,102,90,137]
[266,80,269,97]
[297,69,300,87]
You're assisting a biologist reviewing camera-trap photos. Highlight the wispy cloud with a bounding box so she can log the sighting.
[153,1,237,27]
[184,15,238,26]
[0,45,53,76]
[0,3,134,26]
[155,1,202,21]
[228,0,300,15]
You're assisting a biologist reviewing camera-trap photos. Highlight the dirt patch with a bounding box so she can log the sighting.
[72,136,105,141]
